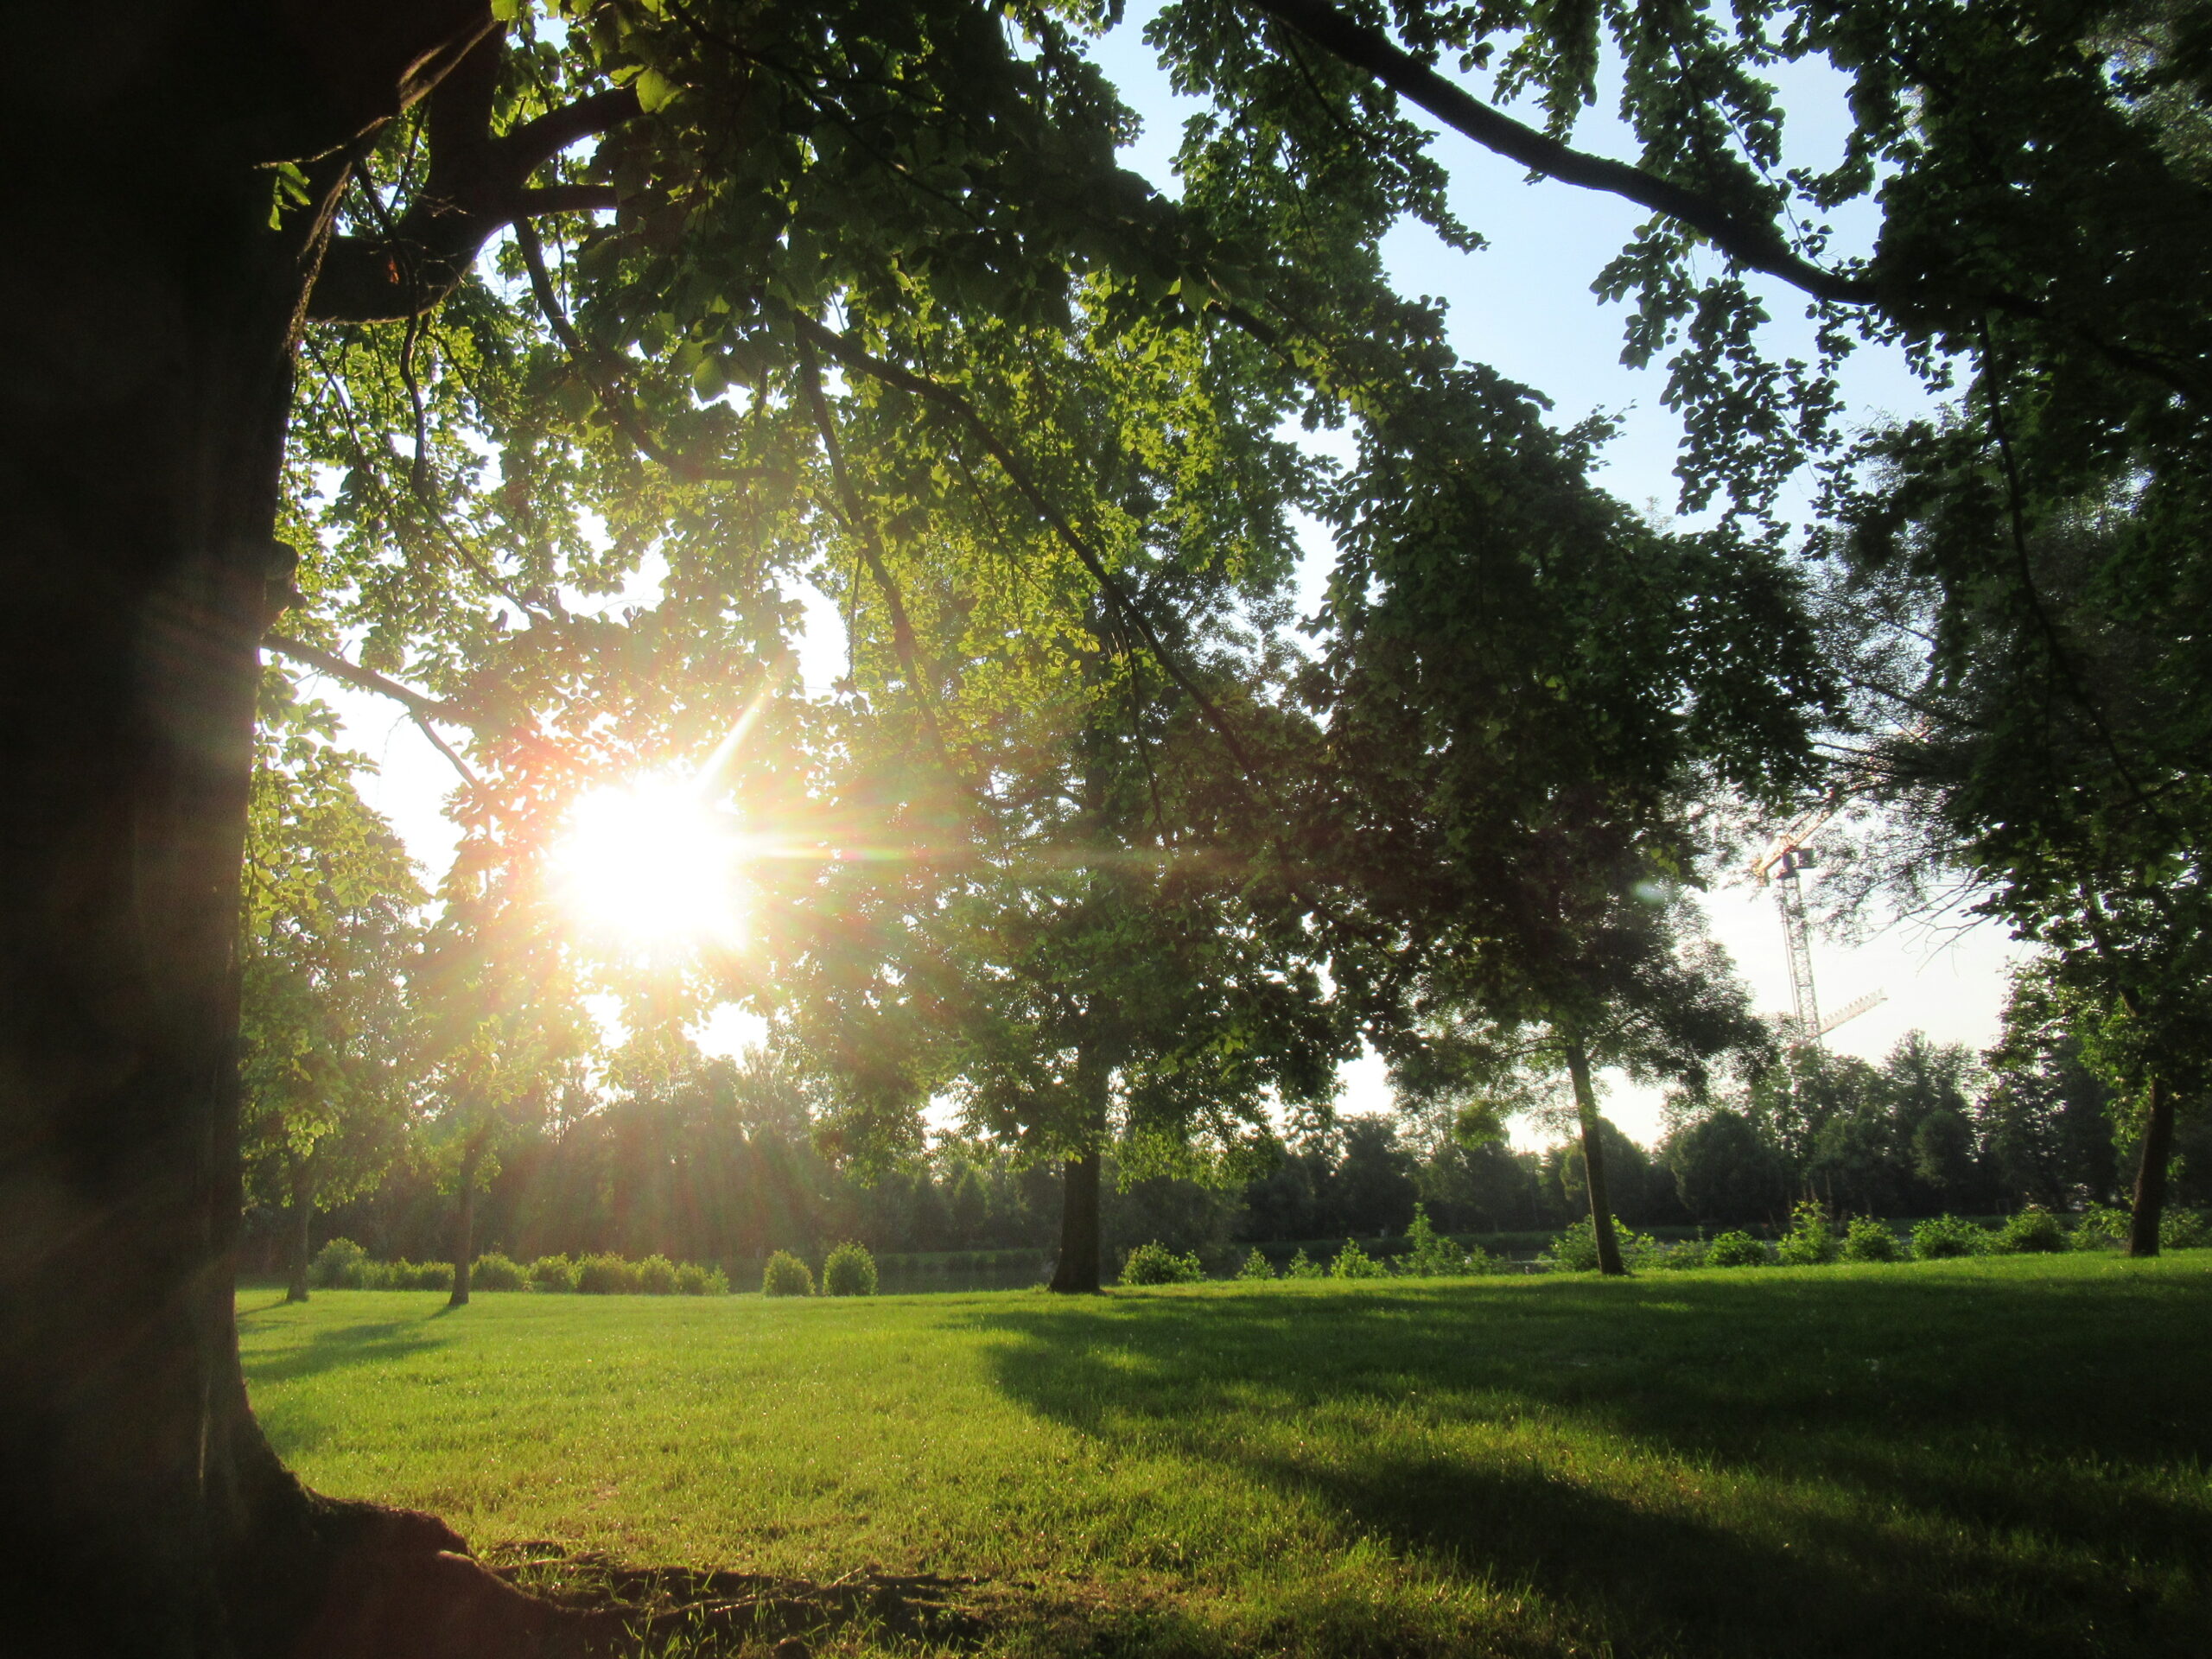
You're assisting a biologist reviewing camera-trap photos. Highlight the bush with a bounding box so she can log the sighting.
[1911,1214,1989,1260]
[822,1241,879,1296]
[1330,1241,1384,1280]
[1840,1217,1901,1262]
[1397,1205,1467,1277]
[1706,1230,1770,1268]
[675,1261,730,1295]
[372,1258,451,1291]
[308,1237,369,1289]
[634,1253,678,1295]
[1656,1239,1708,1269]
[529,1254,579,1293]
[763,1249,815,1297]
[2071,1203,2130,1249]
[576,1252,642,1294]
[1236,1247,1274,1281]
[1284,1249,1323,1280]
[468,1251,527,1291]
[1776,1201,1840,1266]
[1122,1241,1205,1286]
[2161,1207,2212,1250]
[1544,1215,1663,1272]
[1993,1206,2067,1254]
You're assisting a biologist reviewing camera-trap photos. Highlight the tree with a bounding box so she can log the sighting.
[1981,964,2122,1208]
[13,1,2211,1646]
[238,675,424,1302]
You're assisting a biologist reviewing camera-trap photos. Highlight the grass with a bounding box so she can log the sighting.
[238,1252,2212,1657]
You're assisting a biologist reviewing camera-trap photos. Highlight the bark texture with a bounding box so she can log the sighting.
[287,1156,314,1304]
[1565,1037,1628,1276]
[449,1145,482,1307]
[0,6,573,1653]
[2127,1076,2173,1259]
[1049,1146,1104,1294]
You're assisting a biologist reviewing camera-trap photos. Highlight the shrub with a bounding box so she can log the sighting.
[763,1249,815,1297]
[1910,1214,1989,1260]
[1993,1206,2067,1254]
[373,1258,451,1291]
[1840,1217,1901,1262]
[634,1254,678,1295]
[822,1241,879,1296]
[468,1251,528,1291]
[1398,1205,1469,1277]
[1330,1241,1384,1280]
[1284,1249,1323,1280]
[1544,1216,1663,1272]
[1706,1230,1770,1268]
[1776,1201,1840,1266]
[576,1253,642,1294]
[529,1254,578,1293]
[308,1237,369,1289]
[2161,1207,2212,1250]
[1122,1241,1205,1286]
[1656,1239,1708,1270]
[674,1261,729,1295]
[2071,1203,2130,1249]
[1236,1247,1274,1281]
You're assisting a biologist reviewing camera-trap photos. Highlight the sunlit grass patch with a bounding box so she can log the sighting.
[240,1254,2212,1656]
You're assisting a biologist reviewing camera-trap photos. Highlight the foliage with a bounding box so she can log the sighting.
[1395,1204,1484,1277]
[529,1255,580,1293]
[1839,1218,1901,1264]
[1705,1231,1770,1268]
[308,1238,371,1290]
[1993,1208,2067,1256]
[822,1242,880,1297]
[468,1252,529,1292]
[2070,1204,2133,1251]
[1284,1249,1323,1281]
[576,1254,643,1295]
[1545,1215,1668,1274]
[1121,1242,1206,1287]
[1775,1202,1840,1267]
[1328,1241,1385,1281]
[633,1254,679,1296]
[1910,1215,1991,1262]
[2163,1209,2212,1251]
[674,1262,730,1296]
[1236,1248,1274,1282]
[762,1251,816,1299]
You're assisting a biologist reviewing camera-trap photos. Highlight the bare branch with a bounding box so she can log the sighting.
[263,633,480,786]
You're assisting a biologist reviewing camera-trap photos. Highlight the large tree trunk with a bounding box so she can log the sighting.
[1564,1035,1628,1277]
[288,1154,315,1305]
[449,1145,482,1307]
[2127,1076,2174,1259]
[0,8,575,1653]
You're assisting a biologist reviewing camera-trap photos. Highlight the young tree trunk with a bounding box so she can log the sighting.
[2127,1076,2174,1259]
[1049,1039,1110,1294]
[288,1154,315,1304]
[1564,1035,1628,1276]
[449,1146,481,1307]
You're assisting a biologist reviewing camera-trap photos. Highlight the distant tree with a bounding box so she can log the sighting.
[1981,966,2121,1208]
[1328,1116,1420,1237]
[238,676,423,1301]
[1665,1109,1792,1227]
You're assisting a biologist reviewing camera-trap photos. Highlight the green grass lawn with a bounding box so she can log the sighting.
[238,1254,2212,1657]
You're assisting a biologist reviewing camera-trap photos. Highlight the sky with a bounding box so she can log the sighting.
[311,10,2030,1151]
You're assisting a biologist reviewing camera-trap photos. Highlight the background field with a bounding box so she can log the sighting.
[239,1255,2212,1657]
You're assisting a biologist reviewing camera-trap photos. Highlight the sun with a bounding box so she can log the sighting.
[551,776,743,950]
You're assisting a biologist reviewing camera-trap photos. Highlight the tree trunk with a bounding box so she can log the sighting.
[288,1154,315,1304]
[0,10,575,1653]
[2127,1076,2174,1259]
[1048,1039,1110,1294]
[1564,1036,1628,1276]
[449,1147,481,1307]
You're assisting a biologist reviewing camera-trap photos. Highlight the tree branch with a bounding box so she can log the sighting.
[790,318,1260,780]
[263,634,480,786]
[1243,0,1873,307]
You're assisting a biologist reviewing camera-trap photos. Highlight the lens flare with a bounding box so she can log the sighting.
[552,776,742,950]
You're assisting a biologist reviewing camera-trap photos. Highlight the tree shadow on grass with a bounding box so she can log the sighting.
[969,1267,2212,1658]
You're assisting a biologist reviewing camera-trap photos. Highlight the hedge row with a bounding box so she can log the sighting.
[308,1239,729,1294]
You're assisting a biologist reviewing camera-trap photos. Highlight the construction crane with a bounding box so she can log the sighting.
[1749,803,1885,1050]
